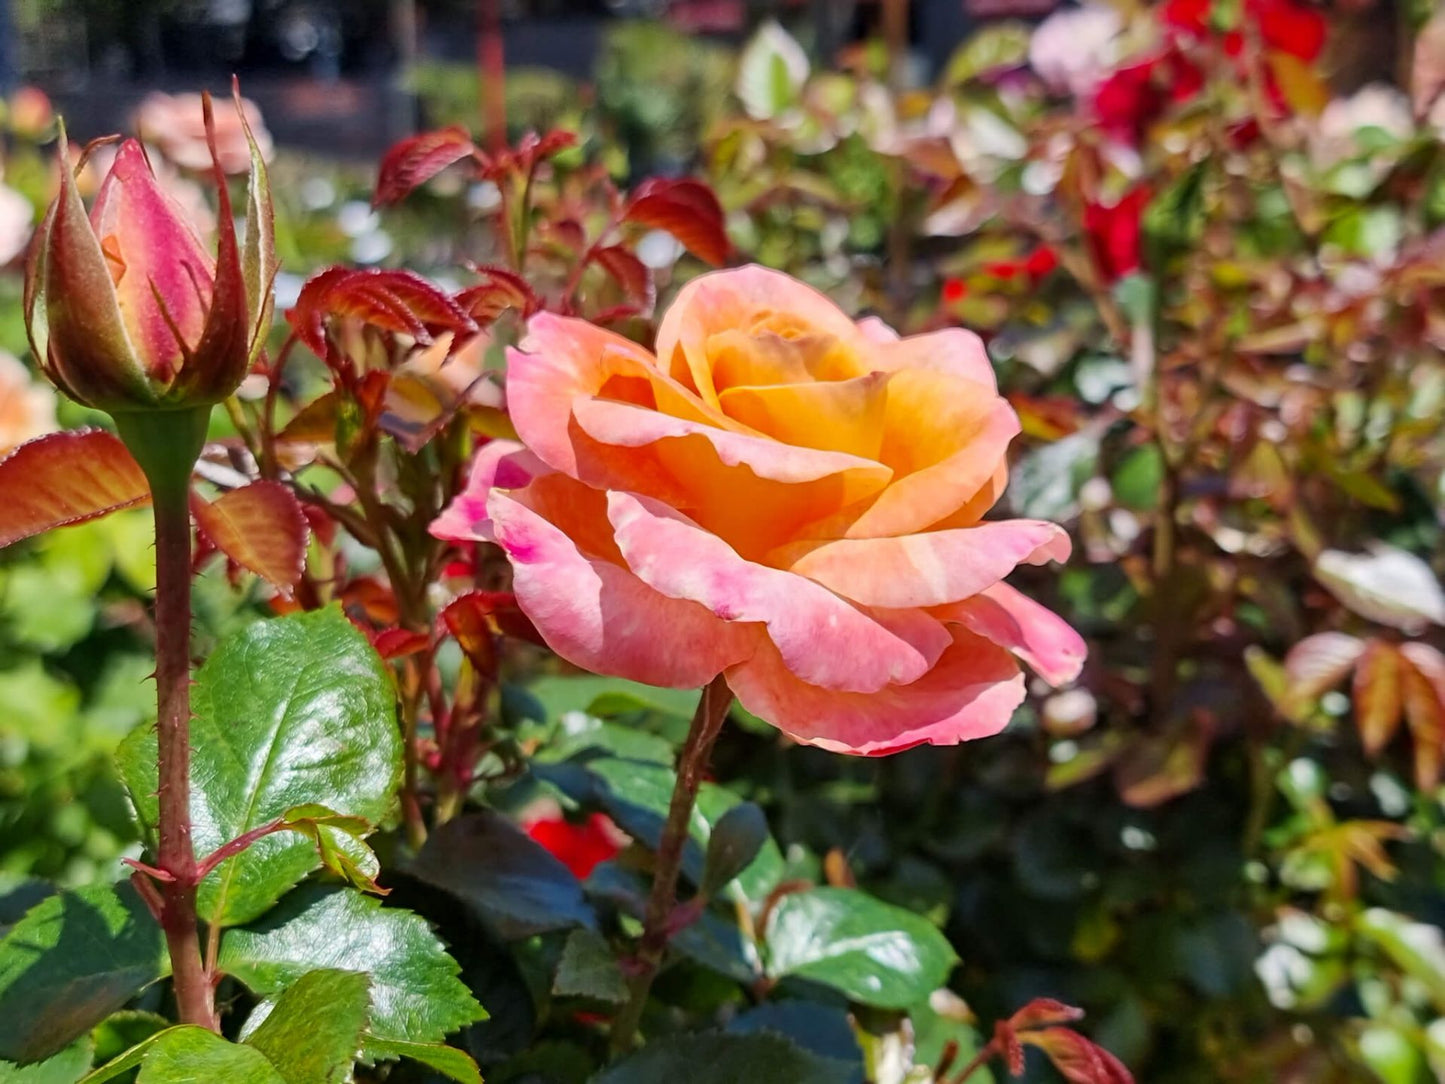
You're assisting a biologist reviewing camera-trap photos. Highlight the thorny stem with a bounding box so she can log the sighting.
[948,1039,999,1084]
[115,409,217,1032]
[610,674,735,1055]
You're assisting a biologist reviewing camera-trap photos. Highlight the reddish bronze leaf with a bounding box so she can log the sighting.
[440,591,503,676]
[371,627,431,661]
[287,267,478,361]
[624,177,731,266]
[456,265,539,324]
[593,244,654,305]
[373,127,479,207]
[1020,1028,1134,1084]
[0,429,149,548]
[1399,642,1445,790]
[192,480,309,591]
[1009,998,1087,1032]
[1352,641,1404,757]
[478,129,577,182]
[1282,632,1366,712]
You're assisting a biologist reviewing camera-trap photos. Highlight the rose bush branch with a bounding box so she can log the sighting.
[610,673,734,1053]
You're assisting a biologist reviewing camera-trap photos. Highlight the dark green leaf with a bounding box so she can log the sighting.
[0,883,165,1064]
[727,1002,863,1067]
[762,888,957,1009]
[218,885,485,1047]
[118,607,401,928]
[1112,445,1163,512]
[83,1027,286,1084]
[542,757,783,906]
[552,928,627,1004]
[406,809,597,939]
[245,969,370,1084]
[590,1032,850,1084]
[526,675,698,722]
[364,1039,483,1084]
[700,803,769,899]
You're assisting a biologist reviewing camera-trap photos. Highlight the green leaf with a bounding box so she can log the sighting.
[218,885,485,1047]
[0,883,165,1064]
[940,22,1032,86]
[364,1039,483,1084]
[0,1038,93,1084]
[762,888,957,1009]
[552,928,627,1004]
[1356,909,1445,1010]
[700,802,769,900]
[592,1032,849,1084]
[527,674,699,722]
[406,809,597,939]
[118,607,401,928]
[83,1027,286,1084]
[541,756,783,907]
[1112,445,1164,512]
[244,969,370,1084]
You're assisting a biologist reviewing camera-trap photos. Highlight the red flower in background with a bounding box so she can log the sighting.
[526,813,622,878]
[1084,188,1150,284]
[1162,0,1325,59]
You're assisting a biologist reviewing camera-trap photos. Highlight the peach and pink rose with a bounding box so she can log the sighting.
[432,266,1084,755]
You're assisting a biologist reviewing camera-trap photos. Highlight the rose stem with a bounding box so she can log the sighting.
[117,409,217,1031]
[610,673,734,1056]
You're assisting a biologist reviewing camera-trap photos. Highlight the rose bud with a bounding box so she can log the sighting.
[24,90,274,418]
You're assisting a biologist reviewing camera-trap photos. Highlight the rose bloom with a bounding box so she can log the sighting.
[433,267,1085,755]
[0,350,58,455]
[134,91,273,174]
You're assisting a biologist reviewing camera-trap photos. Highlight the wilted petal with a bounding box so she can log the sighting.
[607,490,936,693]
[488,489,755,688]
[776,519,1071,608]
[726,627,1025,755]
[936,581,1086,685]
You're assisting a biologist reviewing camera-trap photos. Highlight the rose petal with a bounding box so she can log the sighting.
[430,438,544,543]
[869,327,997,389]
[488,488,754,687]
[726,626,1025,755]
[718,371,889,459]
[607,490,936,693]
[776,519,1071,608]
[92,140,216,381]
[654,264,868,407]
[574,397,891,558]
[506,311,738,481]
[842,388,1019,538]
[937,582,1085,686]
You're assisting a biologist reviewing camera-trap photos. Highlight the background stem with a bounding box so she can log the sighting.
[611,674,734,1055]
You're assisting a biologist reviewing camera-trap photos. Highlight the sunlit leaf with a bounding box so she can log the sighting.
[0,430,148,549]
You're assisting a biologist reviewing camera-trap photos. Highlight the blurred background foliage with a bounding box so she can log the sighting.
[3,1,1445,1081]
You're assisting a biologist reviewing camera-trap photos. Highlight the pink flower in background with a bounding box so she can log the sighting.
[433,266,1084,756]
[1028,4,1125,98]
[135,91,273,174]
[0,181,33,267]
[0,351,58,455]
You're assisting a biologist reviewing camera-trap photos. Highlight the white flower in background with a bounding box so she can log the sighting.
[737,20,810,121]
[0,181,33,267]
[1029,4,1124,98]
[134,91,273,174]
[0,350,58,455]
[1311,83,1414,169]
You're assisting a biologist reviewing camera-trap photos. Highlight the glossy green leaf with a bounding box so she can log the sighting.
[594,1032,849,1084]
[218,885,485,1047]
[406,809,597,939]
[0,1037,92,1084]
[83,1026,286,1084]
[244,969,370,1084]
[552,928,627,1004]
[762,888,958,1009]
[0,883,165,1064]
[1356,909,1445,1009]
[364,1039,483,1084]
[118,606,401,927]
